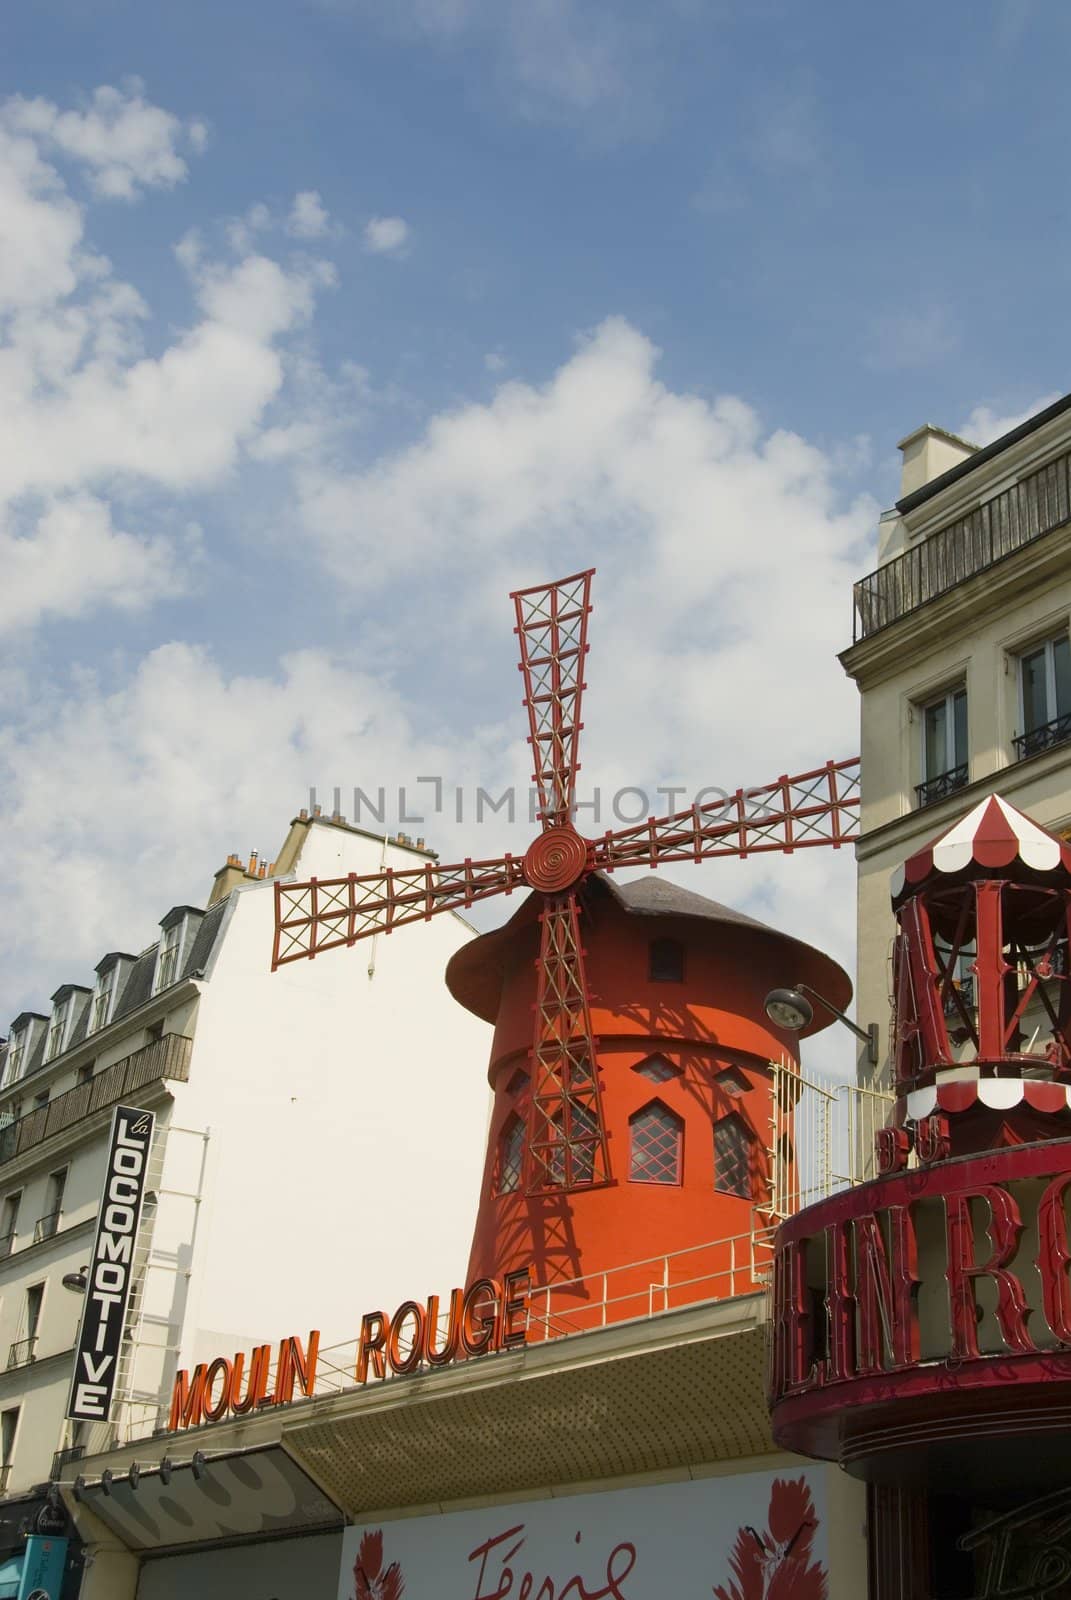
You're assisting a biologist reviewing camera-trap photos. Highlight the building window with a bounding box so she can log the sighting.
[629,1102,683,1185]
[916,687,968,807]
[155,923,182,993]
[9,1287,43,1369]
[633,1053,678,1085]
[713,1113,752,1199]
[46,997,73,1063]
[716,1067,750,1098]
[497,1116,525,1195]
[4,1029,25,1085]
[548,1104,597,1186]
[91,969,115,1032]
[0,1408,18,1490]
[34,1169,66,1243]
[649,937,685,983]
[1015,634,1071,761]
[0,1192,20,1257]
[76,1063,94,1086]
[32,1091,48,1112]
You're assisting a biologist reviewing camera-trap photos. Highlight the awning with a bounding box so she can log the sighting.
[892,794,1071,905]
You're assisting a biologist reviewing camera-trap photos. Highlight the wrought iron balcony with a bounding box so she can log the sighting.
[7,1336,37,1369]
[0,1033,191,1170]
[1013,711,1071,762]
[50,1444,85,1481]
[32,1211,60,1244]
[915,764,969,808]
[853,448,1071,642]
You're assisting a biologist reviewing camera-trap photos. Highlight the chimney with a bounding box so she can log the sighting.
[897,424,977,500]
[209,856,250,907]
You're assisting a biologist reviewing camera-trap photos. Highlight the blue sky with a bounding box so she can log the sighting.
[0,0,1065,1071]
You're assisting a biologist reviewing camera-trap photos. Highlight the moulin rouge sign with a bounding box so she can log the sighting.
[769,1135,1071,1403]
[170,1269,530,1431]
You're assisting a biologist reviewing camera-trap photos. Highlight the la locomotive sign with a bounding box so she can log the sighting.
[769,1135,1071,1483]
[170,1269,530,1431]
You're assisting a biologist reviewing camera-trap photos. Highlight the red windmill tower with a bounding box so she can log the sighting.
[273,571,860,1324]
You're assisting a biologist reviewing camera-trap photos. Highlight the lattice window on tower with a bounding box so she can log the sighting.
[649,937,685,982]
[496,1115,524,1195]
[549,1102,597,1187]
[716,1066,750,1098]
[713,1113,752,1199]
[629,1102,683,1185]
[633,1053,678,1085]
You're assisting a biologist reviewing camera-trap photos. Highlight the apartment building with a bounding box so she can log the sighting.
[840,396,1071,1085]
[0,812,488,1510]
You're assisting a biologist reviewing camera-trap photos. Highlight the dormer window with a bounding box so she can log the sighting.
[4,1033,25,1085]
[154,908,202,995]
[156,924,181,992]
[46,998,71,1061]
[92,970,114,1032]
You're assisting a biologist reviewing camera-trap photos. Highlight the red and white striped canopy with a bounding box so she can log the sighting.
[891,794,1071,905]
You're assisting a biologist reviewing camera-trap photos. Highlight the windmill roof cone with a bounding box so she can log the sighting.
[272,569,861,1327]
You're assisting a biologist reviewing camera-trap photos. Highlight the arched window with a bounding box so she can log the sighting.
[633,1053,678,1085]
[496,1115,524,1194]
[716,1066,749,1099]
[713,1113,752,1199]
[629,1102,683,1185]
[649,937,684,983]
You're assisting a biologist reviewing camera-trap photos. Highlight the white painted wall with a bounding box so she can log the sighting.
[169,823,492,1369]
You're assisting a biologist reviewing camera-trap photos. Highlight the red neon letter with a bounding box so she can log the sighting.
[357,1311,389,1383]
[425,1289,463,1366]
[854,1208,919,1373]
[387,1303,426,1375]
[1038,1173,1071,1343]
[769,1237,813,1399]
[945,1187,1034,1359]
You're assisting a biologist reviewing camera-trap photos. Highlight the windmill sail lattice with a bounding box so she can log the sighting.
[272,570,862,1196]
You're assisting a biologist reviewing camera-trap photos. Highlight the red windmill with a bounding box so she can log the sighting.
[273,570,860,1311]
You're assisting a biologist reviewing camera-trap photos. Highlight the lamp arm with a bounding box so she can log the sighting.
[796,982,879,1063]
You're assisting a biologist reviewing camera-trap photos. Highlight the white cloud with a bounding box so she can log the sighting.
[2,82,204,201]
[0,644,485,1009]
[960,393,1062,447]
[0,85,338,642]
[484,349,507,372]
[287,190,331,238]
[0,495,183,635]
[363,216,410,255]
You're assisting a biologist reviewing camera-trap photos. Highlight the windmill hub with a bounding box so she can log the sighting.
[523,825,589,893]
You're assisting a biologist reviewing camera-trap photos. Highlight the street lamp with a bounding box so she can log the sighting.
[764,983,880,1066]
[61,1266,88,1293]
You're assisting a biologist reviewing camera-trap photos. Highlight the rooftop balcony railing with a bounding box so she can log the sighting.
[853,449,1071,643]
[0,1033,191,1169]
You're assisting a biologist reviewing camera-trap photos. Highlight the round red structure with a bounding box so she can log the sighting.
[447,873,850,1330]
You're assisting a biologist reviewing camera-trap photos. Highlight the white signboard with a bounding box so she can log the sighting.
[338,1466,830,1600]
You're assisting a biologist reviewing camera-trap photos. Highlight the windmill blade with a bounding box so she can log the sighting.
[589,757,861,872]
[272,853,526,968]
[511,569,594,829]
[524,891,611,1193]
